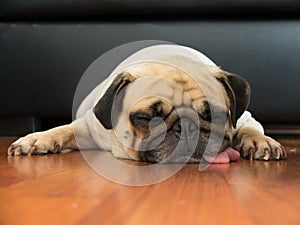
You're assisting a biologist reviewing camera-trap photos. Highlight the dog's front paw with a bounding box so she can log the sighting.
[239,135,287,160]
[8,132,61,156]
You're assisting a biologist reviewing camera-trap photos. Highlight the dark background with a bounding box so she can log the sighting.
[1,0,300,136]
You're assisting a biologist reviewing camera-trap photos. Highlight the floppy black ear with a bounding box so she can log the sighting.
[93,72,135,129]
[217,72,251,128]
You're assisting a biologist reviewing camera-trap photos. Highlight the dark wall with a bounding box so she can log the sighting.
[1,0,300,135]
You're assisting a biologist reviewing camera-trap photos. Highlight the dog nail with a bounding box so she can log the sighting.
[28,146,36,156]
[249,148,254,160]
[263,149,270,160]
[13,146,22,156]
[275,148,281,159]
[54,144,60,153]
[7,146,13,155]
[281,146,288,159]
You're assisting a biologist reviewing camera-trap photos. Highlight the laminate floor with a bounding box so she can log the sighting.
[0,137,299,225]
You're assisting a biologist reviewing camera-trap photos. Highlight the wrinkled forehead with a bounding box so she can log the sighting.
[121,61,228,112]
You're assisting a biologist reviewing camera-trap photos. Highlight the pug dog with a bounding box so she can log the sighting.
[7,45,287,163]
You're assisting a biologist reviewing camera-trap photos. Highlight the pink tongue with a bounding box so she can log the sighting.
[204,147,240,164]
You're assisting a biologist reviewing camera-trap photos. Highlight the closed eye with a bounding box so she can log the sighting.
[130,112,152,128]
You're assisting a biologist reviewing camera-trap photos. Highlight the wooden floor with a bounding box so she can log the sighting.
[0,137,299,225]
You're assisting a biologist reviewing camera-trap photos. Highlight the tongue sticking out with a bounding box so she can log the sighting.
[203,147,240,164]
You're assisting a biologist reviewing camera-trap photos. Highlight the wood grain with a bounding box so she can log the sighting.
[0,137,299,225]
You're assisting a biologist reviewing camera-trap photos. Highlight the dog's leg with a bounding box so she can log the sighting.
[7,117,98,156]
[7,124,77,156]
[232,113,287,160]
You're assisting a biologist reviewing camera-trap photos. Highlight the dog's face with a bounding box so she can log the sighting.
[94,62,250,163]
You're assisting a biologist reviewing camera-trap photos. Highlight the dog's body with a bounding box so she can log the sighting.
[8,45,287,162]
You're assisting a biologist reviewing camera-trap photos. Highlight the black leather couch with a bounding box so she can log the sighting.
[1,0,300,136]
